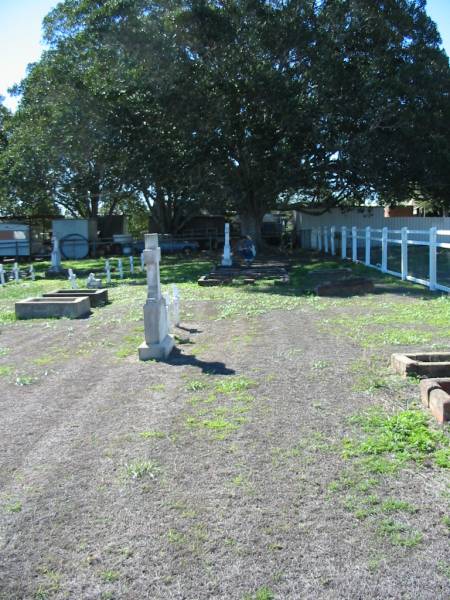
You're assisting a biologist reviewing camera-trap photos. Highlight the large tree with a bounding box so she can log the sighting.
[4,0,450,240]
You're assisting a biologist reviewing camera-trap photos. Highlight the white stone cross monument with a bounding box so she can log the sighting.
[138,233,174,361]
[221,223,232,267]
[49,236,62,272]
[0,264,5,286]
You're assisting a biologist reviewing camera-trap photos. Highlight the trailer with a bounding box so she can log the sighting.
[0,223,31,258]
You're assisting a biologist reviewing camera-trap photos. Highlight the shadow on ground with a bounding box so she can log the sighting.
[167,348,235,375]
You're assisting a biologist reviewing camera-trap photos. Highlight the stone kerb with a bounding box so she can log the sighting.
[15,296,91,319]
[420,378,450,423]
[391,352,450,378]
[43,289,108,308]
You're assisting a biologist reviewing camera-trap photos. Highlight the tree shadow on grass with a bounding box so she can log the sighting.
[167,348,235,375]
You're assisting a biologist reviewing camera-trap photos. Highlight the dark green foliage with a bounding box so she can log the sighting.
[1,0,449,229]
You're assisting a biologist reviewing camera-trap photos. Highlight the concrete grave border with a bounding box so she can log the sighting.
[15,296,91,319]
[420,378,450,423]
[391,352,450,378]
[43,289,108,308]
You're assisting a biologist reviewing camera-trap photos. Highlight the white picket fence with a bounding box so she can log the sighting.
[309,225,450,293]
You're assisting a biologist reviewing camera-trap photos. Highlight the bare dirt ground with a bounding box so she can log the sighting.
[0,259,449,600]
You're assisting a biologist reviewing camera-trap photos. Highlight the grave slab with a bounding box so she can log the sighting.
[315,277,374,296]
[391,352,450,378]
[43,289,108,307]
[420,378,450,423]
[15,296,91,319]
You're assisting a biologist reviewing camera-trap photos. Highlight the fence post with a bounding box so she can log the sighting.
[401,227,408,281]
[429,226,437,291]
[365,226,371,266]
[318,226,322,252]
[381,227,388,273]
[330,226,335,256]
[341,226,347,259]
[352,226,357,262]
[324,226,329,254]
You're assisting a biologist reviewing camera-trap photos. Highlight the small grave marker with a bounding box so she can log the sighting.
[118,258,124,279]
[86,273,102,289]
[68,268,78,289]
[0,264,5,286]
[163,292,172,332]
[172,284,180,327]
[105,259,111,285]
[12,263,20,282]
[129,256,134,275]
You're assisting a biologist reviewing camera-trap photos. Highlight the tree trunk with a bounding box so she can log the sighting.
[239,212,264,248]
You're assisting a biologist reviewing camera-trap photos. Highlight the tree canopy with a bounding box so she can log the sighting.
[1,0,449,238]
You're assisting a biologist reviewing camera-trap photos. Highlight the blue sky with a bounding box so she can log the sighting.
[1,0,450,111]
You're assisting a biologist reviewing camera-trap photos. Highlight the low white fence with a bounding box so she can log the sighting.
[308,225,450,293]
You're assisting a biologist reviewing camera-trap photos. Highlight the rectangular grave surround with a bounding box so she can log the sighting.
[391,352,450,378]
[43,289,108,307]
[15,296,91,319]
[420,378,450,423]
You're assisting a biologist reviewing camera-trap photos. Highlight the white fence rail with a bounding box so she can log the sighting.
[306,225,450,293]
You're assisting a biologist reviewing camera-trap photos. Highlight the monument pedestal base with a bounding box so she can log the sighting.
[46,268,68,279]
[138,335,174,361]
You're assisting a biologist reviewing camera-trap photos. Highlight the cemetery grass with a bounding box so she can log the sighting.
[0,252,449,599]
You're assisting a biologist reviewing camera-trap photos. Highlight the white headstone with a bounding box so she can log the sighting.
[50,236,62,271]
[0,264,5,286]
[163,292,172,333]
[86,272,102,289]
[140,251,145,271]
[105,259,111,285]
[129,255,134,275]
[221,223,232,267]
[172,284,180,327]
[68,268,78,289]
[138,233,174,360]
[29,265,35,281]
[118,258,124,279]
[13,262,20,282]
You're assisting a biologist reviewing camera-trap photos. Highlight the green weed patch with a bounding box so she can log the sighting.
[344,409,450,467]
